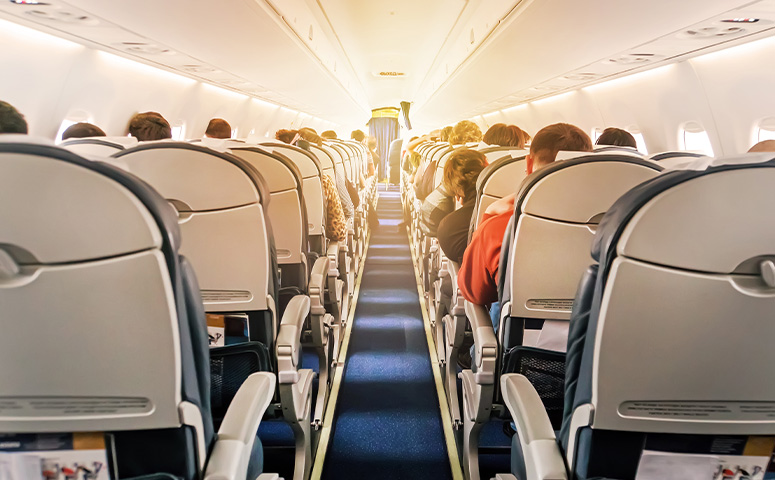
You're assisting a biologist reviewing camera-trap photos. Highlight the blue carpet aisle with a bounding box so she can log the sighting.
[322,184,453,480]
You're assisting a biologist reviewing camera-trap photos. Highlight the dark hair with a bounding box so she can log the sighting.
[443,148,488,199]
[596,127,637,148]
[321,130,337,140]
[276,129,297,144]
[62,122,106,140]
[0,101,28,134]
[128,112,171,141]
[299,127,323,146]
[351,129,365,142]
[483,123,524,147]
[530,123,592,166]
[205,118,231,139]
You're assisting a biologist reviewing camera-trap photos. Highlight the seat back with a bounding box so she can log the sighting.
[259,142,326,247]
[471,152,528,231]
[561,154,775,479]
[229,146,309,292]
[114,142,277,347]
[649,150,707,168]
[506,154,662,345]
[60,136,138,157]
[309,143,337,181]
[0,140,212,480]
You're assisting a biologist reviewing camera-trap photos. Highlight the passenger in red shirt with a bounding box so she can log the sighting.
[458,123,593,309]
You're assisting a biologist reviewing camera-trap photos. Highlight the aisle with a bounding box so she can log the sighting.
[321,185,453,480]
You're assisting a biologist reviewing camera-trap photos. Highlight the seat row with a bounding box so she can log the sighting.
[0,133,377,480]
[402,141,775,480]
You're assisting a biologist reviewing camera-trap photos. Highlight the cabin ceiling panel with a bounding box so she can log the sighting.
[412,0,765,127]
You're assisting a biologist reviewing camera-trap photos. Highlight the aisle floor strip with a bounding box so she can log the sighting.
[406,227,465,480]
[310,223,372,479]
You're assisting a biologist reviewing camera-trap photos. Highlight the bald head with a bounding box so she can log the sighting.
[748,140,775,153]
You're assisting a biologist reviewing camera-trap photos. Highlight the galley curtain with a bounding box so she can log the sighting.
[368,116,399,180]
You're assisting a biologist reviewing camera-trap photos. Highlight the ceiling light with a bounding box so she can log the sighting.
[25,8,99,25]
[564,72,600,81]
[679,26,745,39]
[531,85,562,91]
[115,42,174,55]
[605,54,662,65]
[181,64,217,73]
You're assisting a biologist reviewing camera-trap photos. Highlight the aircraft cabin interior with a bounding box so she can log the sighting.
[2,1,775,479]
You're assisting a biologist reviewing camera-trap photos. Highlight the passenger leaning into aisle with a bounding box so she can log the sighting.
[418,120,483,235]
[436,149,488,264]
[458,122,593,329]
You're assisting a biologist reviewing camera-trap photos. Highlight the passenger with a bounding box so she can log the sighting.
[748,140,775,153]
[0,100,28,134]
[127,112,171,141]
[61,122,106,140]
[440,125,453,143]
[276,128,297,144]
[350,129,365,142]
[416,120,483,209]
[483,123,525,148]
[595,127,636,148]
[458,123,593,318]
[205,118,231,139]
[402,136,421,174]
[449,120,482,145]
[321,130,337,140]
[436,149,488,263]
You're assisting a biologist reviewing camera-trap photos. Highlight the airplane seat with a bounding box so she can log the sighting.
[460,152,663,480]
[0,139,280,480]
[499,153,775,480]
[649,150,708,169]
[592,145,643,155]
[470,152,529,235]
[113,142,315,479]
[60,136,139,169]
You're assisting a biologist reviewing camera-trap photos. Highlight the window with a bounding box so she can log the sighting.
[231,128,239,139]
[171,124,186,141]
[591,127,603,143]
[680,122,714,156]
[55,114,93,143]
[626,127,648,155]
[757,117,775,142]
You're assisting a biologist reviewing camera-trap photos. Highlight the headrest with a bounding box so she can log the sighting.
[61,136,138,149]
[230,147,302,193]
[594,154,775,274]
[476,153,528,193]
[649,151,706,162]
[514,154,663,224]
[0,141,179,264]
[259,142,322,178]
[114,142,269,212]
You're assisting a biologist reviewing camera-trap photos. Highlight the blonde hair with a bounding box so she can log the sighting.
[449,120,482,145]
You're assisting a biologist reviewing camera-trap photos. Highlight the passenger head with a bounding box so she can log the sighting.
[483,123,524,147]
[595,127,636,148]
[449,120,482,145]
[527,123,592,174]
[276,129,297,144]
[61,122,105,140]
[351,129,366,142]
[298,127,323,146]
[321,130,337,140]
[440,126,453,142]
[205,118,231,139]
[127,112,171,141]
[0,101,28,134]
[367,136,378,151]
[443,148,488,201]
[748,140,775,153]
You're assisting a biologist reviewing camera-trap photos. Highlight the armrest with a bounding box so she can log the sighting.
[492,475,518,480]
[327,241,340,275]
[309,256,329,314]
[465,301,498,385]
[204,372,276,480]
[500,374,568,480]
[276,295,311,384]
